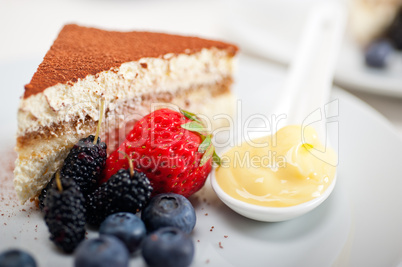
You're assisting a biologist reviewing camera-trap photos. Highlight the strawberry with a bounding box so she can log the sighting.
[101,108,219,198]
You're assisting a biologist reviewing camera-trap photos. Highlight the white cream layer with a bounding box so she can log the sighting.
[18,48,235,136]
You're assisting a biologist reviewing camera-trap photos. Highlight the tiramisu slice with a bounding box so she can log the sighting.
[15,24,238,204]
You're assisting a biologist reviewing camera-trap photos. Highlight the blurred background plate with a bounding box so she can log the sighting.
[223,0,402,97]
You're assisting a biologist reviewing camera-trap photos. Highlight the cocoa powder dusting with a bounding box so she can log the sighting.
[24,24,238,98]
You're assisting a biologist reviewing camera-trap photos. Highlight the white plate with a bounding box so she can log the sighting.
[223,0,402,98]
[1,55,402,266]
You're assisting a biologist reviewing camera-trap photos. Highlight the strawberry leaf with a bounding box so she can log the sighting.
[200,144,214,166]
[180,108,218,166]
[180,108,203,124]
[213,151,221,166]
[181,121,207,135]
[198,135,211,153]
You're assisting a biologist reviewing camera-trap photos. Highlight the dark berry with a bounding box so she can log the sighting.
[99,212,146,253]
[44,177,86,253]
[387,8,402,50]
[141,193,196,234]
[365,39,393,68]
[61,135,107,195]
[74,235,129,267]
[0,249,36,267]
[86,169,152,226]
[38,175,55,211]
[141,227,194,267]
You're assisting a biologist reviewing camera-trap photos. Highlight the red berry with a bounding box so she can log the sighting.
[101,108,213,197]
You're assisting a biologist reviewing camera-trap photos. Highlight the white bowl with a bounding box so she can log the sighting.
[210,169,337,222]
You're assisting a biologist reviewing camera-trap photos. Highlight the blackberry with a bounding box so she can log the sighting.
[38,175,55,211]
[61,135,107,195]
[86,169,153,226]
[387,8,402,50]
[44,176,86,253]
[39,135,106,210]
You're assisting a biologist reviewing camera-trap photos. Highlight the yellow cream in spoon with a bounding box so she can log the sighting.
[215,125,337,207]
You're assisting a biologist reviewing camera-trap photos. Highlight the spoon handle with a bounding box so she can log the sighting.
[273,2,347,135]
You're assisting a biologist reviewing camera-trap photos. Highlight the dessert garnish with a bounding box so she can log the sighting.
[86,152,153,226]
[99,212,146,253]
[0,249,37,267]
[141,227,194,267]
[141,193,196,234]
[75,235,129,267]
[43,172,86,253]
[102,108,220,197]
[61,99,107,195]
[364,39,393,68]
[38,175,55,211]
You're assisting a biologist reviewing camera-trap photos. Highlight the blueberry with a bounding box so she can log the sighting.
[0,249,36,267]
[74,235,129,267]
[364,39,393,68]
[141,193,196,234]
[142,227,194,267]
[99,212,146,253]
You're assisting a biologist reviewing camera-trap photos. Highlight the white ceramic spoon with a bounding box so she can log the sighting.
[210,2,347,222]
